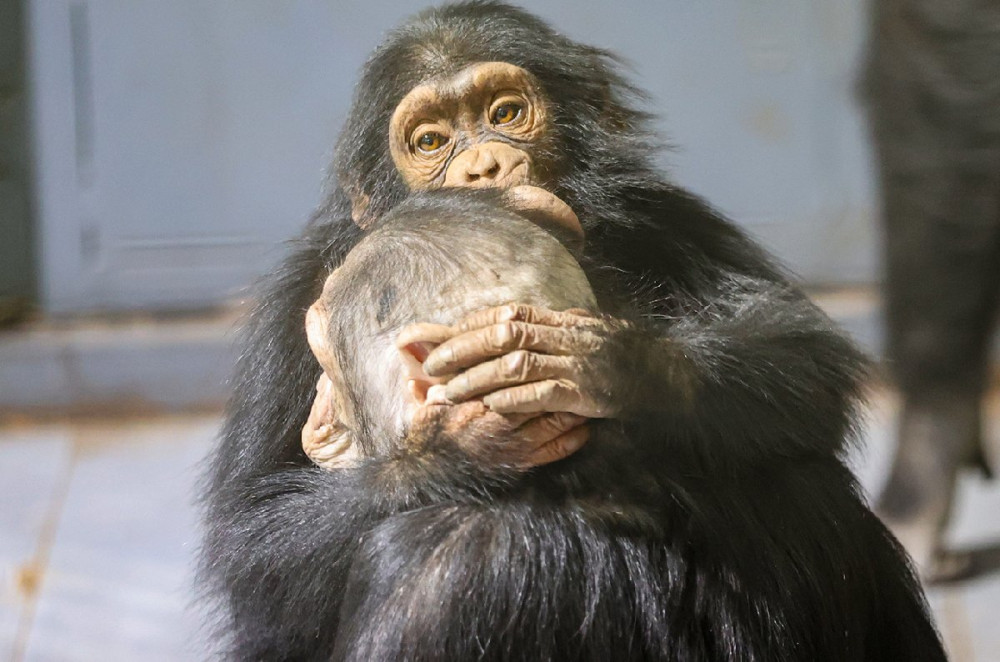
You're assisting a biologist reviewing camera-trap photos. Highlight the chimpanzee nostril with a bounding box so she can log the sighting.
[442,142,528,188]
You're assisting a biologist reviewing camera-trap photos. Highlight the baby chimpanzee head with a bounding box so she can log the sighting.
[305,190,596,455]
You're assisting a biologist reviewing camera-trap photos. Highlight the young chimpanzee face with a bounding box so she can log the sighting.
[388,62,557,192]
[304,193,597,458]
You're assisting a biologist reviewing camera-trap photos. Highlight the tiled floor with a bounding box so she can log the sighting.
[0,417,214,661]
[1,394,998,661]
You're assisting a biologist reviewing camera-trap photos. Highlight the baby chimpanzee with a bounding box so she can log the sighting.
[296,189,943,661]
[302,187,594,471]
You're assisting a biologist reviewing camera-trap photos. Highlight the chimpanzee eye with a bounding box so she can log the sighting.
[416,131,447,153]
[491,103,522,125]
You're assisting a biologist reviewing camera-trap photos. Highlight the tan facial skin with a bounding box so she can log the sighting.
[388,62,582,241]
[390,62,551,190]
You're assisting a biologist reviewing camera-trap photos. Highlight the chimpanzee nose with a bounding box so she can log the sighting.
[466,150,501,182]
[443,142,530,189]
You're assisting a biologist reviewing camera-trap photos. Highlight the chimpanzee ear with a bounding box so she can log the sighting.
[395,324,453,408]
[400,340,436,365]
[399,340,442,405]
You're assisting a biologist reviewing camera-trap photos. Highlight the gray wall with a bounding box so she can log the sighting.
[27,0,878,314]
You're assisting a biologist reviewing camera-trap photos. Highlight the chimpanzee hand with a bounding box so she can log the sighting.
[399,304,631,418]
[302,333,591,472]
[408,399,589,468]
[398,324,590,468]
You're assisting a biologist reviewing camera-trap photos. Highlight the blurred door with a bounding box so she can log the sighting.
[1,0,35,322]
[28,0,876,314]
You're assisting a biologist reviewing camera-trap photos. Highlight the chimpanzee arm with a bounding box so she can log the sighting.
[598,187,869,462]
[332,454,945,662]
[205,398,522,660]
[201,208,524,658]
[199,213,354,658]
[332,501,671,661]
[202,450,516,660]
[420,189,867,463]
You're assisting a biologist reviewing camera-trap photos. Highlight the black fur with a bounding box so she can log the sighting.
[199,3,946,660]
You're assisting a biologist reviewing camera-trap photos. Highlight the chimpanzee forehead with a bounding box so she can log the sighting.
[435,62,537,102]
[390,62,543,134]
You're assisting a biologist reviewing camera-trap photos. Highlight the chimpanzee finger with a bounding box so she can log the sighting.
[515,412,587,447]
[396,323,456,351]
[483,378,588,415]
[454,303,597,334]
[444,351,576,402]
[424,322,596,376]
[517,425,589,468]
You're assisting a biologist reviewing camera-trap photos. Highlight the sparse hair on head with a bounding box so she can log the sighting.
[318,189,596,449]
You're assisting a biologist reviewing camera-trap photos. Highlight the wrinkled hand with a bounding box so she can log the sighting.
[303,348,590,472]
[408,399,589,468]
[398,304,630,419]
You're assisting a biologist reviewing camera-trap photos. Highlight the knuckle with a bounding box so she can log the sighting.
[553,328,576,352]
[552,379,573,396]
[534,380,556,401]
[575,329,601,352]
[566,358,588,381]
[490,321,518,349]
[503,350,533,381]
[540,414,562,434]
[552,380,579,405]
[551,412,576,429]
[548,439,569,459]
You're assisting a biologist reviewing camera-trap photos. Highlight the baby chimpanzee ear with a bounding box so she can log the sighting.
[401,339,436,364]
[396,323,456,413]
[399,339,443,405]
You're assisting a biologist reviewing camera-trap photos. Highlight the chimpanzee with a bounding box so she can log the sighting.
[297,189,944,660]
[199,3,946,660]
[864,0,1000,580]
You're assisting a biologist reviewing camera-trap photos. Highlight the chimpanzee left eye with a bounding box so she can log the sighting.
[416,132,446,152]
[492,103,522,125]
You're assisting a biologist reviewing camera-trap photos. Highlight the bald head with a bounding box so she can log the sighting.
[306,191,596,454]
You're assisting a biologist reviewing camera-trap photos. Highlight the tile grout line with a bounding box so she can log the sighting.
[10,442,79,662]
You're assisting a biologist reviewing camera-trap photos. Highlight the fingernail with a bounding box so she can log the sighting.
[445,375,467,401]
[426,384,451,404]
[423,346,450,375]
[566,431,587,452]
